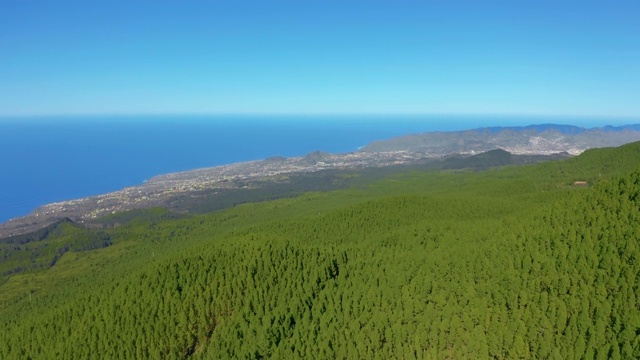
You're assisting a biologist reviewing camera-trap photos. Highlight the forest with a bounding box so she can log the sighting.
[1,141,640,359]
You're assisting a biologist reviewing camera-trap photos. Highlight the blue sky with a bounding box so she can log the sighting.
[1,0,639,117]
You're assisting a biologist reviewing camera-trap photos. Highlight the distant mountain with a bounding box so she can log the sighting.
[361,123,640,155]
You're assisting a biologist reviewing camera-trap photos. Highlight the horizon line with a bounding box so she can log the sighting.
[0,111,639,120]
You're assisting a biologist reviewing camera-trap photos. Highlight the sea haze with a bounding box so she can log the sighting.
[0,115,628,223]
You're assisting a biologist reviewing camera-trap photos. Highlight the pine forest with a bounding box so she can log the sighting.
[2,142,640,359]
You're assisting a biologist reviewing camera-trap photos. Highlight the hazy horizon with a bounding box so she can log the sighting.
[0,113,637,131]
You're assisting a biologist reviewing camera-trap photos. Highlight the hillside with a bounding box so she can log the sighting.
[1,142,640,358]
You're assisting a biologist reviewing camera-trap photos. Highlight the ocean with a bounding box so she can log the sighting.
[0,115,627,223]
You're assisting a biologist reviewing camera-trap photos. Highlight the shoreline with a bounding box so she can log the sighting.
[3,122,640,238]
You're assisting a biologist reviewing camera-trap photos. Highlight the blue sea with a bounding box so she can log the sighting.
[0,115,629,223]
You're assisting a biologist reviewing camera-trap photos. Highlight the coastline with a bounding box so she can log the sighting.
[3,121,640,238]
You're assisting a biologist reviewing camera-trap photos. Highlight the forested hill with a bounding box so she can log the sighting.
[1,142,640,359]
[361,123,640,155]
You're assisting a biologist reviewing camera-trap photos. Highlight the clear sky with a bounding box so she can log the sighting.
[1,0,639,118]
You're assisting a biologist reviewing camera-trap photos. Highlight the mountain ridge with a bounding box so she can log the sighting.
[361,123,640,154]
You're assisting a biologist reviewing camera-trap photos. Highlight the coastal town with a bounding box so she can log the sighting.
[4,123,640,239]
[0,150,428,237]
